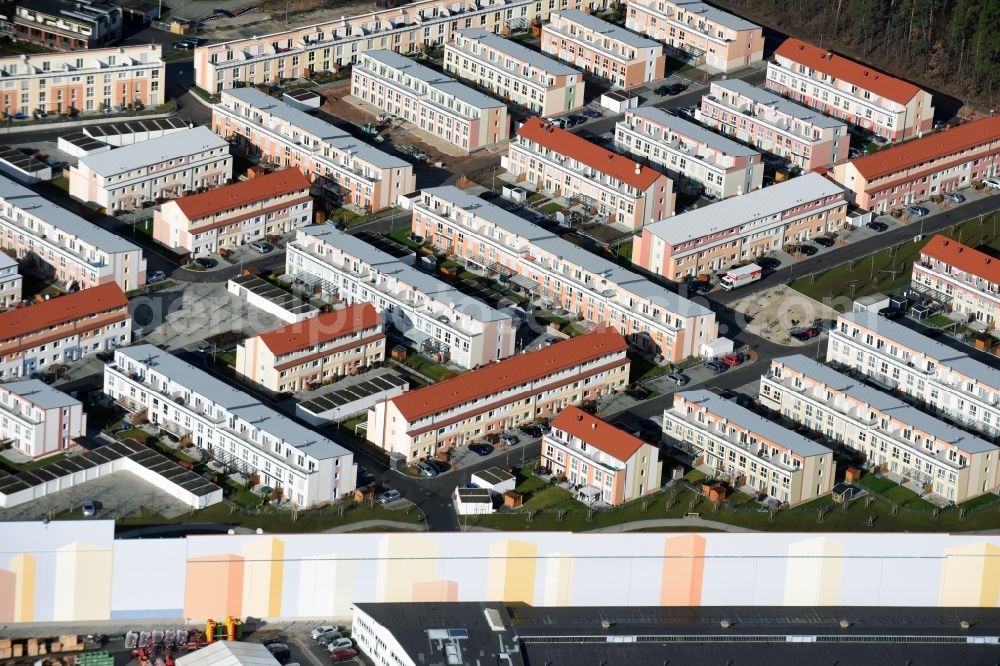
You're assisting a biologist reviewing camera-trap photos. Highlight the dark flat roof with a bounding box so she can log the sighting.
[230,274,315,316]
[0,145,49,174]
[298,373,406,416]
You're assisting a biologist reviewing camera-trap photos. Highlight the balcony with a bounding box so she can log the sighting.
[667,410,801,473]
[548,433,624,472]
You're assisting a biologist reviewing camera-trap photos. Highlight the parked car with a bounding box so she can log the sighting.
[878,306,904,320]
[870,135,889,146]
[326,638,353,652]
[704,360,727,374]
[944,192,965,204]
[148,270,167,283]
[425,459,450,473]
[848,147,864,159]
[685,280,712,294]
[469,442,494,456]
[626,387,650,400]
[795,243,818,256]
[983,177,1000,191]
[376,489,402,504]
[545,117,567,128]
[758,256,781,270]
[907,205,929,217]
[329,648,358,663]
[195,257,216,269]
[812,236,835,247]
[249,240,273,253]
[790,326,820,341]
[265,644,291,664]
[569,114,587,126]
[315,631,343,645]
[415,461,438,477]
[520,424,543,438]
[582,108,601,118]
[654,85,671,96]
[866,220,889,232]
[667,372,689,387]
[721,354,742,367]
[260,637,288,647]
[81,500,97,517]
[500,434,519,446]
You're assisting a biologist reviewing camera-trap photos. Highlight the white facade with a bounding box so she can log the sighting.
[0,380,85,459]
[0,252,22,308]
[69,127,233,213]
[286,225,516,369]
[826,311,1000,441]
[103,345,356,508]
[0,174,146,291]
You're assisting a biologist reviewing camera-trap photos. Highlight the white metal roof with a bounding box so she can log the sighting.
[362,49,505,110]
[176,642,279,666]
[456,29,580,76]
[672,0,760,32]
[710,79,846,129]
[625,107,759,157]
[77,126,229,177]
[0,379,81,410]
[555,9,662,50]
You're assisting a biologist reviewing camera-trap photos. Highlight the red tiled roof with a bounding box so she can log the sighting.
[258,303,382,356]
[550,405,645,461]
[849,116,1000,181]
[921,235,1000,285]
[775,38,922,106]
[0,283,128,342]
[391,328,628,423]
[174,168,311,221]
[516,117,664,190]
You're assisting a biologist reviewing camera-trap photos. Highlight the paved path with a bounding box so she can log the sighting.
[589,518,755,533]
[320,519,427,533]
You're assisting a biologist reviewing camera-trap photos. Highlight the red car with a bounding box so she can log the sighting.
[721,354,742,367]
[329,647,358,662]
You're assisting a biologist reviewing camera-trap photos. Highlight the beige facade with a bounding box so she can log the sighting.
[412,186,721,363]
[663,389,834,507]
[0,45,163,118]
[367,328,630,462]
[352,49,509,153]
[761,355,999,504]
[13,0,121,51]
[0,253,22,309]
[625,0,763,73]
[541,9,665,90]
[236,304,386,393]
[0,380,86,460]
[633,172,847,280]
[193,0,609,93]
[827,311,1000,442]
[911,236,1000,329]
[213,88,415,214]
[444,29,584,116]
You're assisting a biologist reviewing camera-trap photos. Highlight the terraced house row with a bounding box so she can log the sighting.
[697,79,849,171]
[827,311,1000,442]
[367,328,629,461]
[444,28,584,116]
[911,235,1000,329]
[625,0,763,73]
[212,87,415,214]
[285,225,516,370]
[507,117,674,229]
[766,38,934,142]
[632,172,847,279]
[193,0,609,93]
[614,106,763,200]
[761,355,999,504]
[411,186,725,363]
[541,9,665,89]
[0,45,164,118]
[352,49,509,153]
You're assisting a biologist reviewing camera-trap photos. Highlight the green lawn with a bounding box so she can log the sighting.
[665,55,695,74]
[792,212,1000,309]
[629,354,670,383]
[51,175,69,191]
[404,354,461,381]
[329,206,404,230]
[539,202,564,215]
[216,350,237,367]
[387,227,424,251]
[927,313,956,328]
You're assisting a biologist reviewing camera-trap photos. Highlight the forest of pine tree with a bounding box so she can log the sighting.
[713,0,999,111]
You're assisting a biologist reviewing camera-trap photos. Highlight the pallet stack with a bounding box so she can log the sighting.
[0,635,81,659]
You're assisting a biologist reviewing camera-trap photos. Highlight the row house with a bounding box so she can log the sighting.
[286,225,516,369]
[213,87,415,214]
[0,44,163,118]
[507,116,674,228]
[366,327,630,462]
[911,235,1000,328]
[830,116,1000,212]
[13,0,121,51]
[697,79,849,171]
[766,38,934,142]
[153,168,313,255]
[444,29,584,117]
[614,107,763,199]
[632,172,847,279]
[0,379,85,460]
[661,389,834,506]
[541,9,665,90]
[544,405,662,505]
[761,354,999,504]
[626,0,763,73]
[236,303,386,393]
[0,253,22,309]
[0,282,130,380]
[193,0,609,93]
[0,174,146,291]
[352,49,509,153]
[69,126,233,214]
[827,310,1000,441]
[104,345,357,507]
[412,186,723,363]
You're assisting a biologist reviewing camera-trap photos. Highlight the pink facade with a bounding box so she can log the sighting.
[625,0,763,73]
[698,79,849,171]
[541,9,665,90]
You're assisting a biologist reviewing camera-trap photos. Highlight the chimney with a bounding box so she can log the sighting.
[591,423,597,430]
[634,163,641,175]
